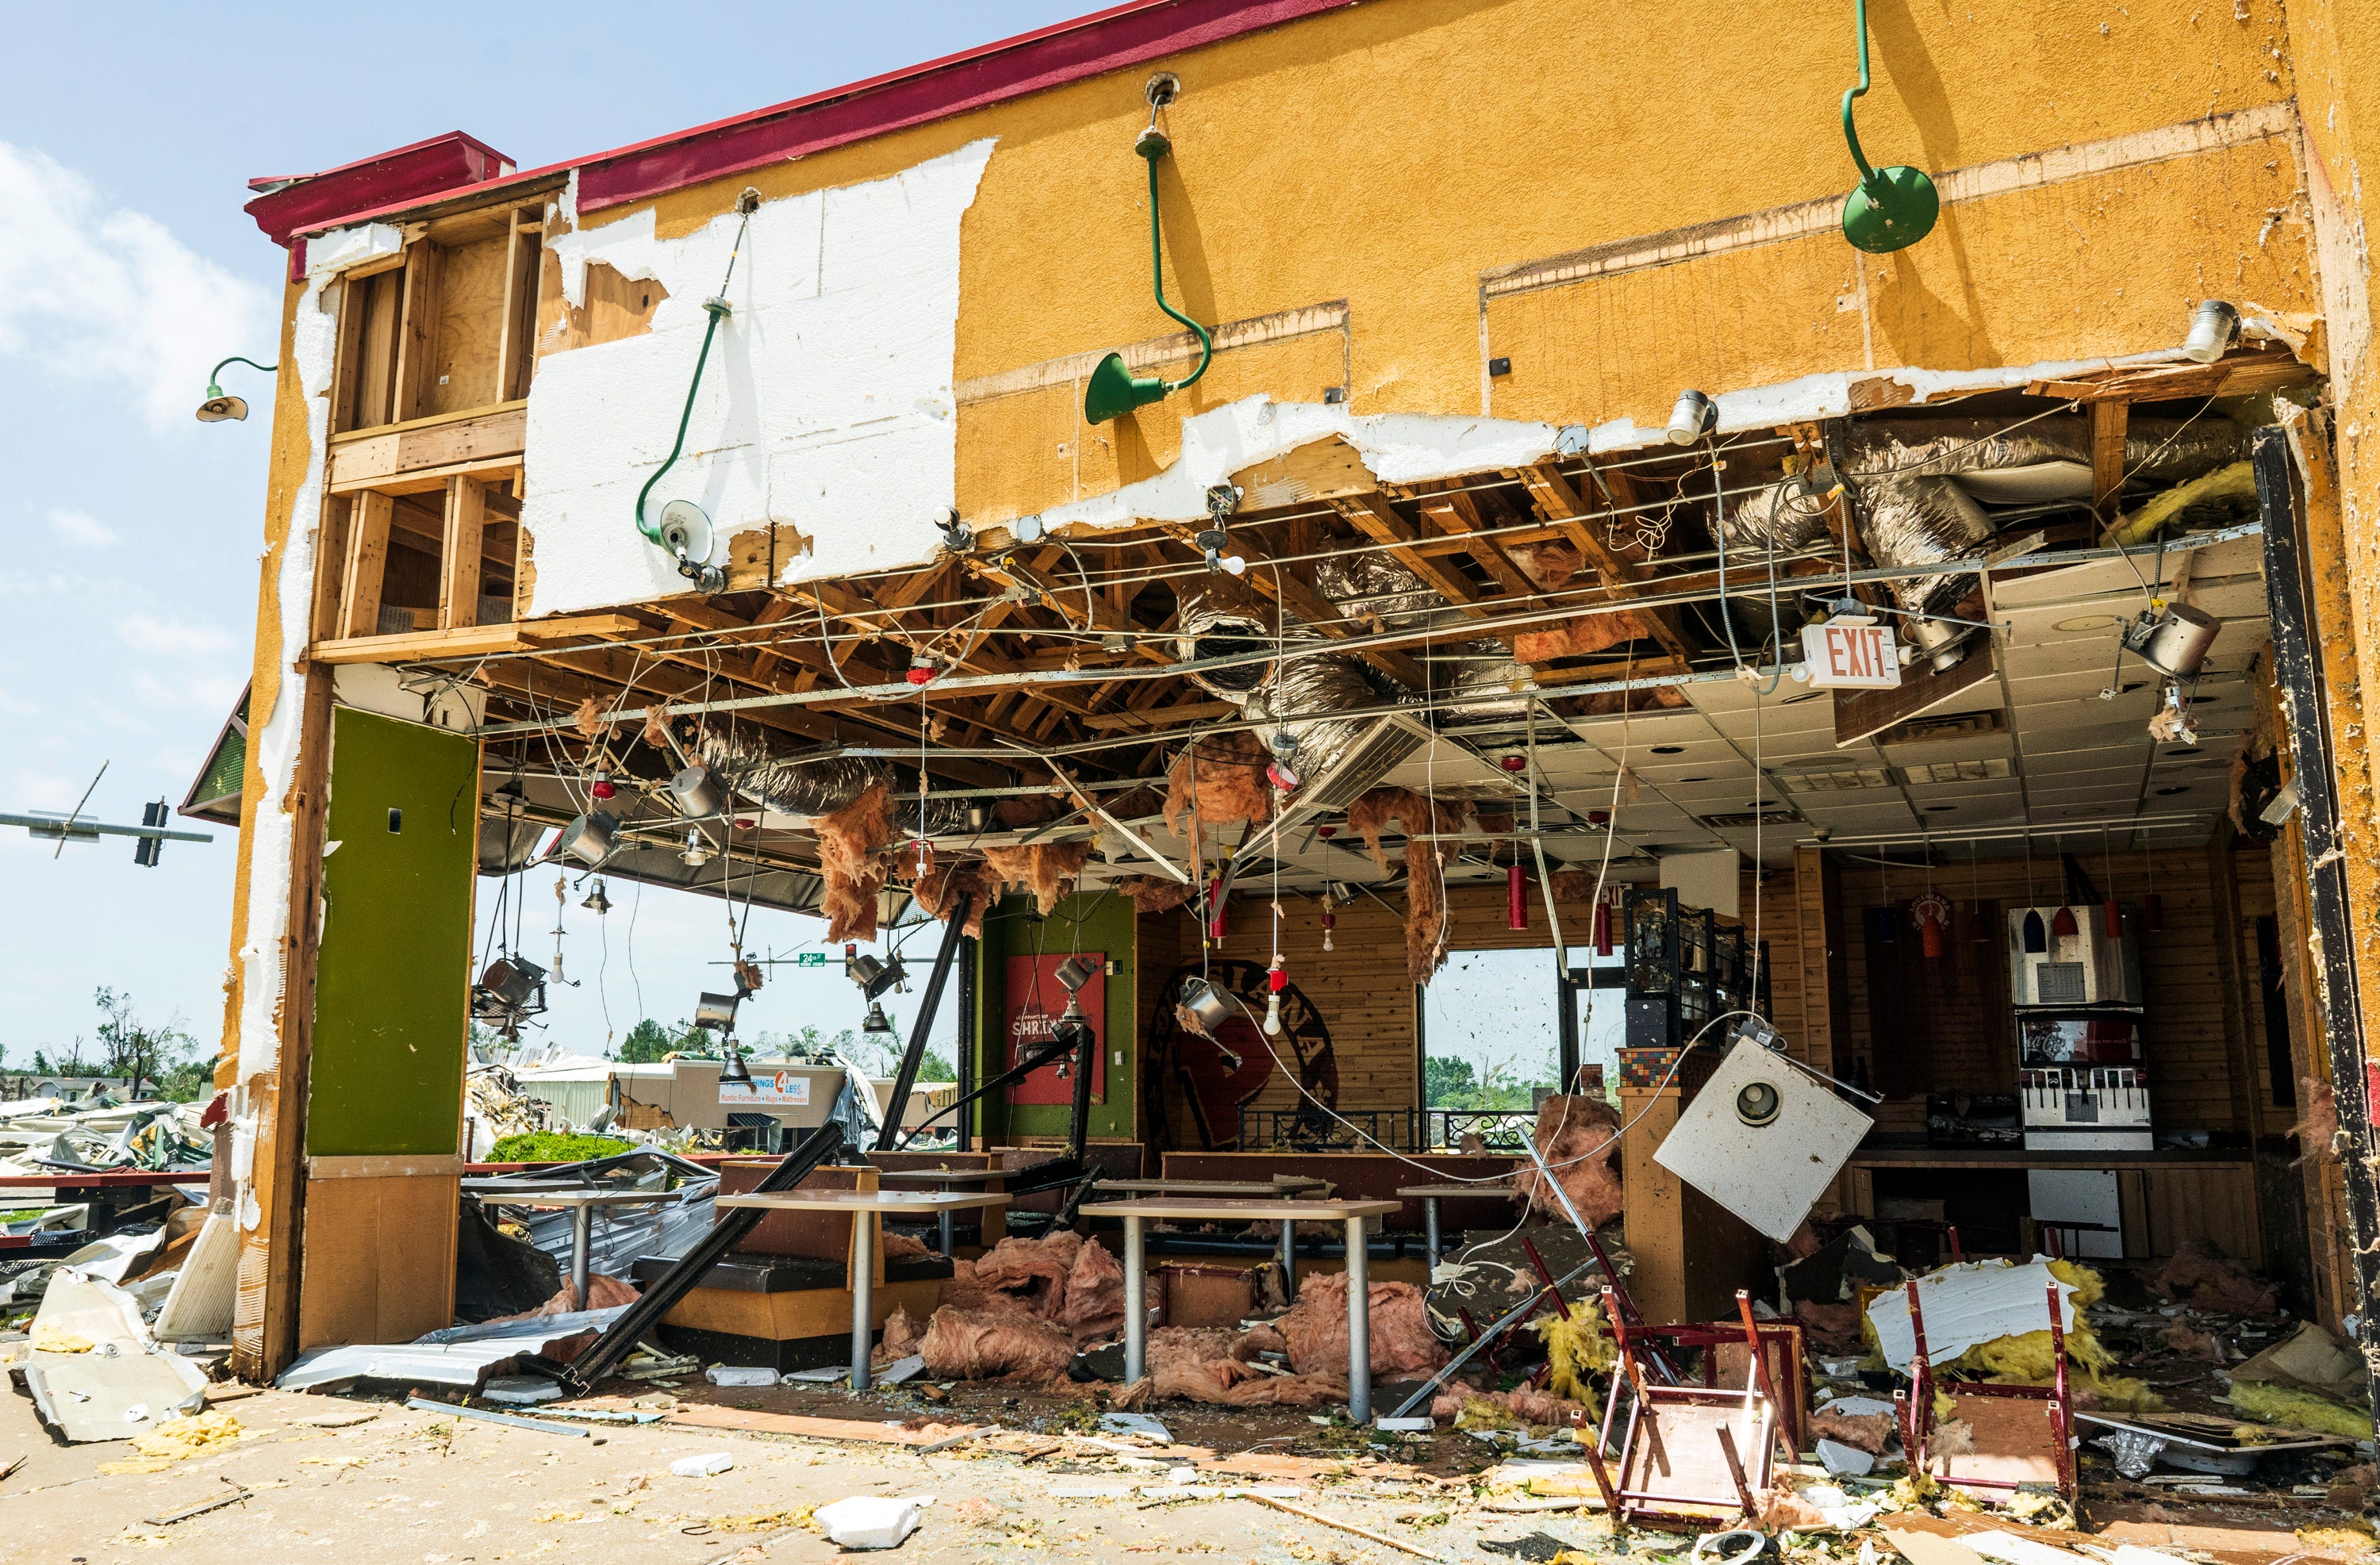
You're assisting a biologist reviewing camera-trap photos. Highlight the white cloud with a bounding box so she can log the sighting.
[119,612,232,655]
[0,144,270,432]
[47,506,117,550]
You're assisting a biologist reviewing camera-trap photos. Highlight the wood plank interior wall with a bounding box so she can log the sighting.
[1833,846,2264,1138]
[1160,865,1802,1153]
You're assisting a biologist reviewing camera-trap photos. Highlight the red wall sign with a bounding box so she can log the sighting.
[1004,953,1105,1106]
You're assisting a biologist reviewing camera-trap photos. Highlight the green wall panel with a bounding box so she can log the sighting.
[308,708,478,1157]
[976,892,1135,1143]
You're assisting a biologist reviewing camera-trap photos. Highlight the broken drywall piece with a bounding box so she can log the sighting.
[1027,397,1561,539]
[1864,1260,2077,1374]
[521,139,996,618]
[152,1210,239,1341]
[1652,1037,1873,1242]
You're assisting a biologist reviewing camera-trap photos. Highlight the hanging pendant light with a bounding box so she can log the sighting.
[1921,916,1945,959]
[2102,897,2123,939]
[862,1001,895,1034]
[1507,863,1528,931]
[1593,896,1614,957]
[2144,893,2164,934]
[719,1043,752,1087]
[1913,892,1952,961]
[580,878,612,915]
[1968,900,1993,943]
[1205,876,1227,940]
[1320,907,1337,953]
[2050,905,2080,940]
[2022,907,2047,954]
[1873,906,1898,945]
[1263,961,1287,1037]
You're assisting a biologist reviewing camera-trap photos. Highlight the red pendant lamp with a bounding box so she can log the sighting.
[1969,900,1993,942]
[2049,905,2079,940]
[1206,876,1228,940]
[1507,863,1528,930]
[2102,897,2123,939]
[1593,896,1614,957]
[2144,892,2163,934]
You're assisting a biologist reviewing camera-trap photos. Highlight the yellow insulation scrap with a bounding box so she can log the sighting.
[2296,1523,2380,1559]
[1454,1394,1520,1431]
[1937,1260,2162,1412]
[98,1411,244,1475]
[1534,1300,1618,1415]
[29,1325,92,1353]
[2229,1379,2374,1440]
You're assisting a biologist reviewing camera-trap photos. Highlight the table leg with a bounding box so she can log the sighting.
[1280,1218,1299,1300]
[851,1214,876,1392]
[1345,1215,1372,1425]
[1123,1215,1146,1384]
[570,1205,593,1311]
[1422,1197,1441,1268]
[939,1209,954,1257]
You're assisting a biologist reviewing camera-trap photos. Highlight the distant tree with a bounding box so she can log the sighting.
[155,1056,217,1103]
[918,1050,957,1083]
[1424,1055,1479,1107]
[91,988,197,1098]
[616,1018,708,1063]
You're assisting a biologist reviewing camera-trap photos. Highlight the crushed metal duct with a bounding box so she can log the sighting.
[1724,415,2245,669]
[682,722,970,835]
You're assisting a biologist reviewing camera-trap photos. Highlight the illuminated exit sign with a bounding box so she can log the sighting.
[1801,620,1902,689]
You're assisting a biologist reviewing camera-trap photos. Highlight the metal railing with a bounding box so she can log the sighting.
[1230,1107,1540,1152]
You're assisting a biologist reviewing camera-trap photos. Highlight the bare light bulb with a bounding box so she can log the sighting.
[1263,992,1284,1036]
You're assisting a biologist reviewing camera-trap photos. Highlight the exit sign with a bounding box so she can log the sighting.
[795,952,827,968]
[1801,620,1902,689]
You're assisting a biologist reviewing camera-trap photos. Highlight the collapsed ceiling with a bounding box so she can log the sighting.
[436,367,2299,928]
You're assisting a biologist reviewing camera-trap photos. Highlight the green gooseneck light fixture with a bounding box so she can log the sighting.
[195,355,278,423]
[635,187,762,595]
[1084,73,1213,426]
[1840,0,1939,255]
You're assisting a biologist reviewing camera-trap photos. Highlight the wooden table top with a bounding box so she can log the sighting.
[1094,1178,1326,1196]
[717,1190,1012,1214]
[1395,1183,1518,1199]
[871,1168,1010,1183]
[1081,1197,1402,1222]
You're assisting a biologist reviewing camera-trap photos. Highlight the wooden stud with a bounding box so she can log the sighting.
[337,492,394,640]
[351,272,402,431]
[495,213,542,402]
[438,475,487,631]
[309,495,353,644]
[1418,490,1537,600]
[1160,524,1430,689]
[2090,401,2130,523]
[391,242,443,424]
[1508,462,1699,666]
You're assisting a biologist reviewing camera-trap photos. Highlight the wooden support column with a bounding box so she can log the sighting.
[2205,824,2265,1144]
[230,665,335,1382]
[1792,846,1840,1075]
[309,496,352,643]
[337,492,393,640]
[438,475,486,631]
[390,241,441,424]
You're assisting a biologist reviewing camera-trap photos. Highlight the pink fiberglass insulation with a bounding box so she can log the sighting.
[918,1307,1076,1382]
[1511,1094,1624,1228]
[1059,1237,1127,1344]
[1277,1272,1447,1379]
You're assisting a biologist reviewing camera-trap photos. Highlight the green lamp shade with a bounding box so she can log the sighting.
[1842,164,1940,254]
[1084,351,1169,425]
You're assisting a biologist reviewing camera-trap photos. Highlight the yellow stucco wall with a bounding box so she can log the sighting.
[593,0,2305,527]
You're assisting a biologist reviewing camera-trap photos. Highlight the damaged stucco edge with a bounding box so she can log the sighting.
[223,227,360,1379]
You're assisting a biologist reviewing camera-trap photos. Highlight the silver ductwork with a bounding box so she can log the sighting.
[685,724,971,834]
[1723,415,2244,669]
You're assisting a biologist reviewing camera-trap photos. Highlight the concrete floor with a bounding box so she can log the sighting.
[0,1387,1530,1564]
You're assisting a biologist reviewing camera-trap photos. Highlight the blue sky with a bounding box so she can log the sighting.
[0,3,1087,1071]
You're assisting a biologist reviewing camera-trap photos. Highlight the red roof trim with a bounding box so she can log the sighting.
[244,130,515,248]
[263,0,1356,243]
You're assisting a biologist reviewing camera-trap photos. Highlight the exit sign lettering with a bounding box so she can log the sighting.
[1801,621,1902,689]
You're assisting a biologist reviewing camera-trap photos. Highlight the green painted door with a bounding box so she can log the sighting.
[308,708,478,1157]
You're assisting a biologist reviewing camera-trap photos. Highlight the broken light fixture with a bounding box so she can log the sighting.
[862,1001,896,1035]
[679,827,714,867]
[1837,0,1939,254]
[2182,299,2241,364]
[670,763,725,819]
[1665,389,1715,446]
[580,878,612,915]
[1083,75,1215,424]
[555,811,619,867]
[195,355,277,423]
[719,1044,753,1087]
[631,187,762,594]
[2123,602,2220,679]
